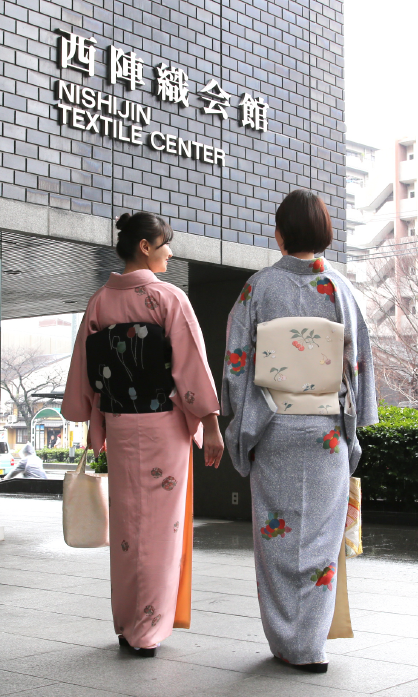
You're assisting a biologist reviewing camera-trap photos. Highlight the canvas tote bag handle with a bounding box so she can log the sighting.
[63,446,109,548]
[74,447,88,475]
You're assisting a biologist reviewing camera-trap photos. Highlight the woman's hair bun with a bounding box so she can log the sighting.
[116,212,131,231]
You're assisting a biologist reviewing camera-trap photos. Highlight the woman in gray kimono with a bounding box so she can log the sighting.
[222,190,378,672]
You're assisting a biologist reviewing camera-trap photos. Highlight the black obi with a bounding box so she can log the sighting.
[86,322,175,414]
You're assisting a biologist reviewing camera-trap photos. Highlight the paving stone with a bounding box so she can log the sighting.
[2,497,418,697]
[0,670,57,696]
[347,637,418,667]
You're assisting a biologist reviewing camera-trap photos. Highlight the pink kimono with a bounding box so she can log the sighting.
[62,270,219,648]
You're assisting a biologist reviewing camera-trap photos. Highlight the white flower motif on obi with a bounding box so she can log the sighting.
[263,350,276,358]
[307,344,314,350]
[303,383,315,391]
[135,324,148,339]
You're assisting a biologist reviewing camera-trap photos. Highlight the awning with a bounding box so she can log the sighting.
[33,407,62,420]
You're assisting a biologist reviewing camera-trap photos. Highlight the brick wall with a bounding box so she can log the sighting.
[0,0,346,263]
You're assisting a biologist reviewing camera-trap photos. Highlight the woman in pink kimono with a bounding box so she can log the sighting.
[62,212,223,657]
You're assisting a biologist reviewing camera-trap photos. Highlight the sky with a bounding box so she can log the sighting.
[345,0,418,148]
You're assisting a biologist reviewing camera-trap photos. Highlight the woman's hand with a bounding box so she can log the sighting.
[201,414,224,469]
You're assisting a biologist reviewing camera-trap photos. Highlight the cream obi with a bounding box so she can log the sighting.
[254,316,344,415]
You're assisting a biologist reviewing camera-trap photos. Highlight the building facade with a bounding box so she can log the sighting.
[345,138,378,237]
[0,0,346,518]
[347,138,418,405]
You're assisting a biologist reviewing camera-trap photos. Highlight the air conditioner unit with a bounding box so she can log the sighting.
[7,415,17,424]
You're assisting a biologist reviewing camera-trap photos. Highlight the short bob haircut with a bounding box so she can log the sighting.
[275,189,333,255]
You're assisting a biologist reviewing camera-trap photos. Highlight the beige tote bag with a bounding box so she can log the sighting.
[63,448,109,548]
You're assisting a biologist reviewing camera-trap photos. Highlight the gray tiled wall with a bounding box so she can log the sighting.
[0,0,346,263]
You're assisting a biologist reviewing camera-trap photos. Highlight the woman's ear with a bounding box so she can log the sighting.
[139,238,150,257]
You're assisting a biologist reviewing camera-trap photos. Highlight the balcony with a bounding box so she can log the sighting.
[399,159,417,184]
[400,197,418,220]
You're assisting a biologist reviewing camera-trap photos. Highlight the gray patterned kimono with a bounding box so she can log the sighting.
[222,255,378,664]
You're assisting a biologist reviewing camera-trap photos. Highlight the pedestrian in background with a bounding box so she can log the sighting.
[62,211,223,657]
[222,190,378,672]
[2,442,47,480]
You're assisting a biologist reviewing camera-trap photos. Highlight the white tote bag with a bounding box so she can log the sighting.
[63,448,109,548]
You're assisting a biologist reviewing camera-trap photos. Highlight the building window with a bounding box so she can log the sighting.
[410,191,415,199]
[409,228,416,236]
[412,307,416,315]
[409,154,414,160]
[16,428,29,444]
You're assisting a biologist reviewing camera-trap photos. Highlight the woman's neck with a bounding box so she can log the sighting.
[281,250,315,260]
[291,251,315,260]
[122,260,151,274]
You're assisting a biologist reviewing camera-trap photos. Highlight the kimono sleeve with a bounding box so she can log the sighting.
[355,326,379,428]
[62,308,97,422]
[164,289,220,437]
[221,283,256,418]
[222,280,276,477]
[61,296,106,456]
[334,274,378,474]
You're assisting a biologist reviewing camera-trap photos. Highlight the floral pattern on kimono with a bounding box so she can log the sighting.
[311,563,337,591]
[310,276,336,303]
[222,255,378,477]
[317,426,341,454]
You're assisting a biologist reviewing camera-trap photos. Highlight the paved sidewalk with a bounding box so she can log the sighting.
[0,496,418,697]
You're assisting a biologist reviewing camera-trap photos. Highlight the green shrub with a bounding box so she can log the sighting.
[356,405,418,509]
[36,447,95,464]
[89,449,108,473]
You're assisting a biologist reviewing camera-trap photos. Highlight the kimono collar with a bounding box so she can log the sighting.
[273,255,330,276]
[105,270,159,289]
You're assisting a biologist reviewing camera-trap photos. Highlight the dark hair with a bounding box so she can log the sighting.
[115,212,173,262]
[275,190,333,254]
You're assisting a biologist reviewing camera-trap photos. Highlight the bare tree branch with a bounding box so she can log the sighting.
[1,346,67,432]
[353,240,418,403]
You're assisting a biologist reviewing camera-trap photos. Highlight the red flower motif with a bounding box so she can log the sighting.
[127,326,136,338]
[184,391,195,404]
[239,284,252,305]
[309,258,325,273]
[316,427,341,454]
[315,278,336,303]
[225,346,249,376]
[145,294,159,310]
[162,476,177,491]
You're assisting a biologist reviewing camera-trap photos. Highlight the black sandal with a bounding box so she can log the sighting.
[118,635,158,657]
[275,655,328,673]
